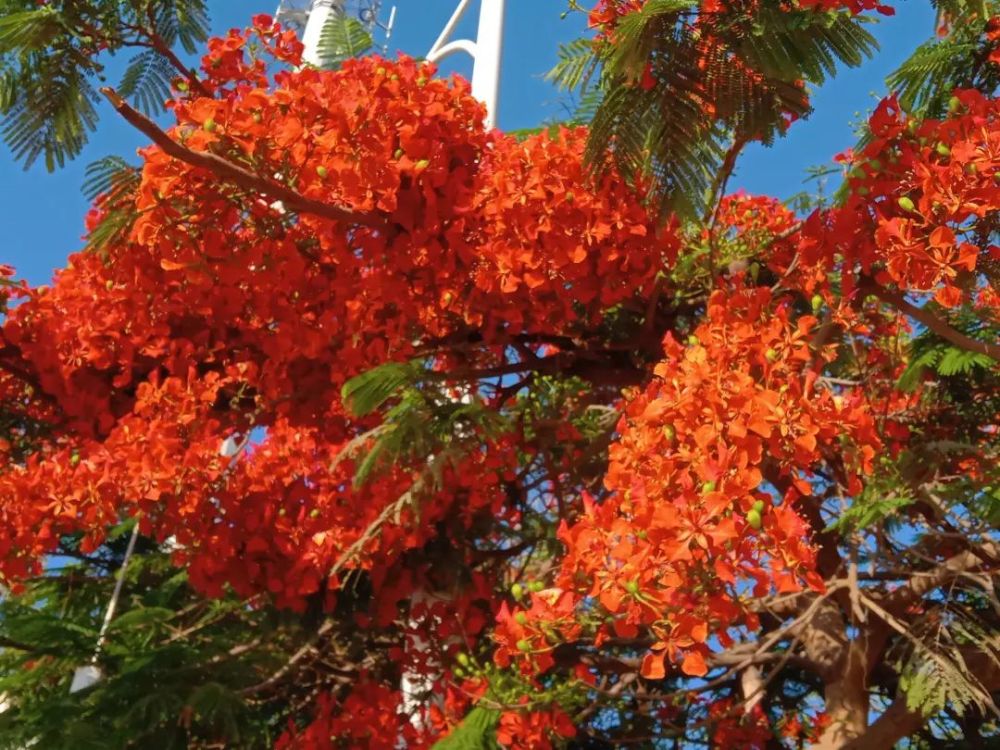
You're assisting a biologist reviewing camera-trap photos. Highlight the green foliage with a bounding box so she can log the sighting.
[350,388,507,489]
[901,656,975,717]
[887,37,980,115]
[830,453,915,533]
[80,155,142,253]
[831,491,914,533]
[431,707,501,750]
[317,11,374,69]
[118,50,176,116]
[0,0,209,170]
[551,3,877,218]
[885,0,1000,117]
[898,325,997,391]
[547,37,599,93]
[0,539,297,749]
[82,155,141,202]
[147,0,210,56]
[341,360,425,417]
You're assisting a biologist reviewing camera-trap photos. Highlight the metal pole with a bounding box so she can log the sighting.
[470,0,505,128]
[426,0,506,128]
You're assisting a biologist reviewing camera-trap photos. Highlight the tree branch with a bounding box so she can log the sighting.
[870,286,999,360]
[99,88,389,232]
[880,541,1000,618]
[839,695,924,750]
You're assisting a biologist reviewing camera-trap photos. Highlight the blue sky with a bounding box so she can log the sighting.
[1,1,936,286]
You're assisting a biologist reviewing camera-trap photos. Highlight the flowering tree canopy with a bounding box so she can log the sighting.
[0,1,997,748]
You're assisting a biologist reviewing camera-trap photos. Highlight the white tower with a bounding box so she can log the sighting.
[275,0,385,67]
[277,0,506,127]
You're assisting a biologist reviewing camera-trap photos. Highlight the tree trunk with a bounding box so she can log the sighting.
[810,675,870,750]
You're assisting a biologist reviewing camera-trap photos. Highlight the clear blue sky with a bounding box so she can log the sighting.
[0,1,935,286]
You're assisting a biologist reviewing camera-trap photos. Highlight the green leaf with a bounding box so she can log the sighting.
[0,8,64,56]
[431,707,501,750]
[106,606,175,633]
[149,0,211,55]
[341,361,422,417]
[317,12,373,69]
[557,5,877,218]
[82,155,141,202]
[118,50,175,116]
[547,37,598,92]
[887,35,978,115]
[1,61,99,170]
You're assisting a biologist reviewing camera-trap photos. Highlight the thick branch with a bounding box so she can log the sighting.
[100,88,388,232]
[871,287,999,360]
[839,695,924,750]
[880,541,999,618]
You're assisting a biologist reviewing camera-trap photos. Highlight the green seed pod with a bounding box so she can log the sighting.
[69,452,81,467]
[511,582,524,600]
[415,159,430,170]
[765,348,779,362]
[752,500,765,513]
[514,612,528,625]
[624,580,640,594]
[456,652,471,668]
[454,666,466,678]
[687,335,700,346]
[702,481,717,493]
[746,509,763,530]
[203,118,217,133]
[528,580,544,593]
[811,294,823,312]
[316,166,328,178]
[516,639,533,653]
[749,262,760,282]
[662,425,676,442]
[935,142,951,157]
[897,196,916,213]
[948,95,961,113]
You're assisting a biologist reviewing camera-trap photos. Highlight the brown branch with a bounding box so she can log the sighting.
[239,618,335,696]
[880,541,1000,618]
[869,286,999,360]
[99,88,388,232]
[838,695,925,750]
